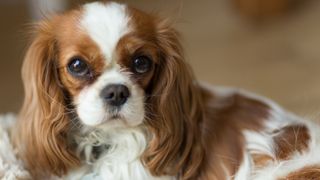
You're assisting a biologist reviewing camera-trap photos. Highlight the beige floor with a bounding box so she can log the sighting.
[1,0,320,119]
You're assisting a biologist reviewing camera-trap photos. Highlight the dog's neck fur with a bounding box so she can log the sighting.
[65,125,172,179]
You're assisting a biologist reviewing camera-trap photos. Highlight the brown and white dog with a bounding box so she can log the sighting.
[12,1,320,179]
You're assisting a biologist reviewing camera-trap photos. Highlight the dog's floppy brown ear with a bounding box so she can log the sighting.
[143,19,205,179]
[14,20,79,177]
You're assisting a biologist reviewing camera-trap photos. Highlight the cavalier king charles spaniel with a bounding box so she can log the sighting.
[12,1,320,179]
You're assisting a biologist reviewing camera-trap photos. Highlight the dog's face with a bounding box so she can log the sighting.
[18,1,202,177]
[54,2,160,127]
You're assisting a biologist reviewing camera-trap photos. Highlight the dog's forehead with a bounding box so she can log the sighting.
[80,2,131,63]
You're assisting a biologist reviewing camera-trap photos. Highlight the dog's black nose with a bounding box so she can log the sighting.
[100,84,130,106]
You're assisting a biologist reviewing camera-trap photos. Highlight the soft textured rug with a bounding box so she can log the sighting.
[0,114,31,180]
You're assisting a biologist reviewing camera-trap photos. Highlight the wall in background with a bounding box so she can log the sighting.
[1,0,320,118]
[0,1,28,113]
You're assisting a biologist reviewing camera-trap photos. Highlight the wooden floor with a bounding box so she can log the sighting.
[1,0,320,119]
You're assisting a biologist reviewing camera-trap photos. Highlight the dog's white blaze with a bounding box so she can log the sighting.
[81,2,130,62]
[77,3,144,127]
[74,3,159,178]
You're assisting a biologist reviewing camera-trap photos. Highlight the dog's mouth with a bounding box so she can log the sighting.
[93,110,129,128]
[109,114,121,120]
[108,108,124,120]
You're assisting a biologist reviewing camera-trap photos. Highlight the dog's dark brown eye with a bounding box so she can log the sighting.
[67,58,90,77]
[132,56,152,74]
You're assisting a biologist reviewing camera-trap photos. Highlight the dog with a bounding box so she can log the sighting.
[11,1,320,179]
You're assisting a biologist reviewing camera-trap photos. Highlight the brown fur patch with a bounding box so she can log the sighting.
[198,88,270,179]
[273,124,310,160]
[115,33,158,89]
[55,10,106,96]
[114,7,161,89]
[280,166,320,180]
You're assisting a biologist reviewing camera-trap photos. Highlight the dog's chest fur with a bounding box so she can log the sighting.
[64,127,173,180]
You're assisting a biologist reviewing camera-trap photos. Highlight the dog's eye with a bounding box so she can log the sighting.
[132,56,152,74]
[67,58,90,77]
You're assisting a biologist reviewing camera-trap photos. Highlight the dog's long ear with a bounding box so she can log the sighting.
[14,21,79,177]
[143,20,205,179]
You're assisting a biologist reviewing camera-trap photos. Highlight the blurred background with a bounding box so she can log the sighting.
[1,0,320,118]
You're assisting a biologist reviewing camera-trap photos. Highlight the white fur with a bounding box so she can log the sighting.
[243,131,275,159]
[81,2,130,62]
[65,127,172,180]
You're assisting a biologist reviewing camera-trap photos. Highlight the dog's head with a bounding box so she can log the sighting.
[16,2,203,178]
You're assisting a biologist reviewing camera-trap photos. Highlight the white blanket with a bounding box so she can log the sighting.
[0,114,31,180]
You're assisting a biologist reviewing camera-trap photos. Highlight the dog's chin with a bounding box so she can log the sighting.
[78,111,144,131]
[96,115,131,129]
